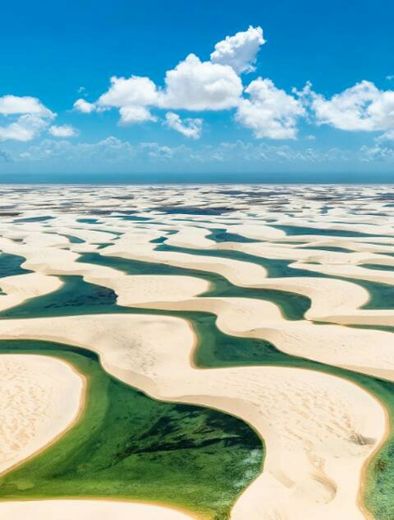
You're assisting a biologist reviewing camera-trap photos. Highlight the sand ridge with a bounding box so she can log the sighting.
[0,313,386,520]
[0,184,393,518]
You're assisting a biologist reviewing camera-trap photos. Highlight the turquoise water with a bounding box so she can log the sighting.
[0,253,31,278]
[207,229,259,243]
[76,218,99,224]
[14,216,54,223]
[273,224,384,238]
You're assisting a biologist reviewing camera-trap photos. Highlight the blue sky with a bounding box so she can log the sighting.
[0,0,393,182]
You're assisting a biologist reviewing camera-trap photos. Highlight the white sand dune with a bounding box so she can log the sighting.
[99,245,394,326]
[107,276,394,380]
[0,354,84,475]
[1,236,392,378]
[0,184,393,519]
[0,314,386,520]
[0,272,62,312]
[103,241,269,285]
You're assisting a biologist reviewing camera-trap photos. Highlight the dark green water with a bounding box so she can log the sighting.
[157,244,394,310]
[157,243,329,279]
[78,252,312,321]
[361,264,394,272]
[0,251,393,518]
[0,341,261,519]
[207,229,259,243]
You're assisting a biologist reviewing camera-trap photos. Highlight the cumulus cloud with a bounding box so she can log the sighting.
[73,98,96,113]
[70,26,307,139]
[0,114,52,142]
[73,30,246,122]
[97,76,157,108]
[75,76,158,123]
[0,95,54,117]
[165,112,202,139]
[49,124,78,138]
[307,80,394,132]
[97,76,158,123]
[236,78,305,139]
[210,26,265,73]
[158,54,242,110]
[0,95,55,142]
[119,106,156,123]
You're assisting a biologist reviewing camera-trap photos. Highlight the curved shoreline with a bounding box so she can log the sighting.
[0,200,393,519]
[0,354,85,477]
[0,314,385,520]
[0,356,88,479]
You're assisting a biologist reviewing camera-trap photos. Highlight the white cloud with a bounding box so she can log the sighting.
[78,75,159,124]
[236,78,305,139]
[0,114,52,142]
[0,95,54,117]
[210,26,265,73]
[98,75,158,109]
[13,136,354,166]
[140,142,175,159]
[75,29,250,121]
[73,98,96,113]
[165,112,202,139]
[376,129,394,142]
[309,80,394,132]
[360,144,394,161]
[119,106,156,123]
[69,26,304,139]
[0,95,55,142]
[19,136,135,162]
[49,124,78,138]
[159,54,242,110]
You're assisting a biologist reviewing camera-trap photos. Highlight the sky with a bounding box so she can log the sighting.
[0,0,393,183]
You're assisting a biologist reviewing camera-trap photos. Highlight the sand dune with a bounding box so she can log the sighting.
[0,314,386,520]
[0,354,84,475]
[0,273,62,312]
[0,184,393,519]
